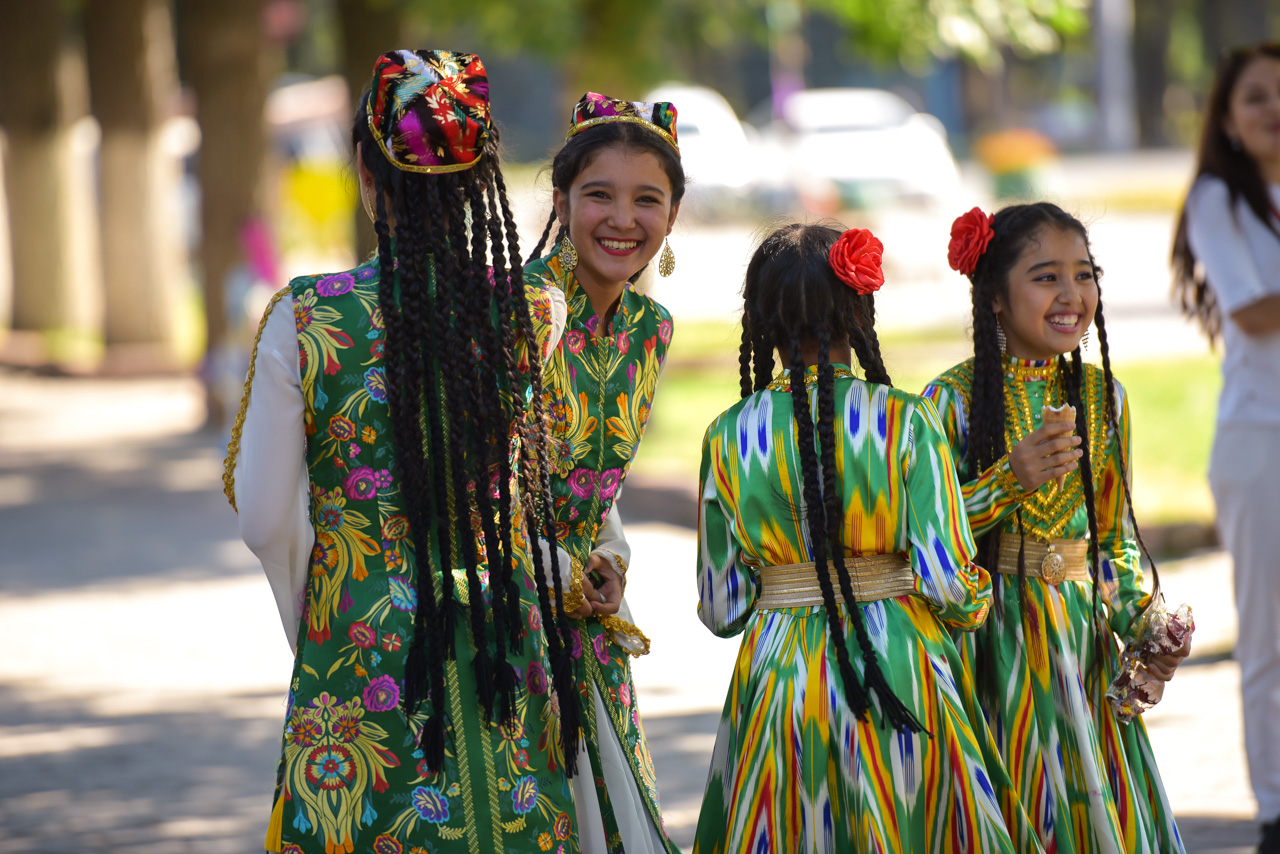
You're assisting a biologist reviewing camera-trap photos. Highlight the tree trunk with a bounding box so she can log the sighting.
[1134,0,1174,147]
[183,0,269,426]
[337,0,403,260]
[86,0,185,371]
[0,0,101,368]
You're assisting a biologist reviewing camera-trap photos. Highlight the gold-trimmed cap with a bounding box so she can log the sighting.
[565,92,679,153]
[365,49,491,174]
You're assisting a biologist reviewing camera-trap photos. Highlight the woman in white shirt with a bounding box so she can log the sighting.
[1173,42,1280,854]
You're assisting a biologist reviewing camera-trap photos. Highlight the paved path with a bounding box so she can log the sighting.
[0,366,1259,852]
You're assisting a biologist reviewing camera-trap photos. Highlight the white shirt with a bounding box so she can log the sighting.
[234,286,570,650]
[1184,176,1280,425]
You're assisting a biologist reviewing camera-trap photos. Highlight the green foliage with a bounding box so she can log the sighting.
[809,0,1090,71]
[404,0,1090,97]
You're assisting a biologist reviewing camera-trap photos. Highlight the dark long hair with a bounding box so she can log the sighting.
[739,222,918,734]
[964,203,1158,701]
[1172,43,1280,343]
[352,101,581,775]
[529,120,687,270]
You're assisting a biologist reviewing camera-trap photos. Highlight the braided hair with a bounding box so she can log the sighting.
[739,222,921,734]
[1172,43,1280,343]
[353,94,581,775]
[529,120,687,272]
[961,202,1159,701]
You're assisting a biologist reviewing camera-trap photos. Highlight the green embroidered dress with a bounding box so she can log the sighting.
[233,255,580,854]
[525,247,679,854]
[922,356,1183,854]
[693,367,1022,854]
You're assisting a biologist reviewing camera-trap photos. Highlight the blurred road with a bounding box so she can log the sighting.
[0,150,1254,853]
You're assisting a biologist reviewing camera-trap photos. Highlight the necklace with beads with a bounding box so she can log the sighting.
[1001,359,1106,541]
[767,365,857,391]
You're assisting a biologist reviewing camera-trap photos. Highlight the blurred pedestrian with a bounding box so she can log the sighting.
[1172,42,1280,854]
[924,203,1190,853]
[694,223,1021,853]
[524,92,683,854]
[226,49,585,854]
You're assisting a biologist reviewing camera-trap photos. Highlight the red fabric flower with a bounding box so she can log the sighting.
[828,229,885,294]
[947,207,995,276]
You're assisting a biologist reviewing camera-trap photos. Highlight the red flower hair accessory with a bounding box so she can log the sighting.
[828,228,885,294]
[947,207,995,276]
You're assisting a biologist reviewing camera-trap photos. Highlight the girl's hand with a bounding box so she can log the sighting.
[1009,421,1083,492]
[586,554,623,616]
[1146,637,1193,682]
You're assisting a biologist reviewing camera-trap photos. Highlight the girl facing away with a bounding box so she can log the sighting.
[922,202,1191,853]
[228,51,585,853]
[523,93,684,854]
[693,222,1023,854]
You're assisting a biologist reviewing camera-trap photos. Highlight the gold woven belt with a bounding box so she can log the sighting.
[756,554,914,610]
[996,534,1090,585]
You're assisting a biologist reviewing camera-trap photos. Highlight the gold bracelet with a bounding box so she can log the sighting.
[562,556,585,614]
[598,614,651,657]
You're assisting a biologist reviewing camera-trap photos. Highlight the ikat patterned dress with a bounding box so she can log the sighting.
[922,356,1184,854]
[524,247,680,854]
[693,366,1022,854]
[240,254,580,854]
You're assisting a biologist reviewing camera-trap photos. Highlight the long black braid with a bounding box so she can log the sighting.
[740,222,922,734]
[353,95,580,774]
[961,202,1160,703]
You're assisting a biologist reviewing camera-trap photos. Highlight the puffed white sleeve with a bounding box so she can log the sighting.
[233,291,313,653]
[1185,177,1271,315]
[546,284,568,356]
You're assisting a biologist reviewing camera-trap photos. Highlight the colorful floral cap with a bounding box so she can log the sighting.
[365,49,491,174]
[565,92,679,153]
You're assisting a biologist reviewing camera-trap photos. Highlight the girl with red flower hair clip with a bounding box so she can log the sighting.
[923,203,1191,853]
[692,222,1025,853]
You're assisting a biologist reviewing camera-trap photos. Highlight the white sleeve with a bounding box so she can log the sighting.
[1185,178,1271,315]
[590,496,630,573]
[233,291,312,653]
[546,285,568,357]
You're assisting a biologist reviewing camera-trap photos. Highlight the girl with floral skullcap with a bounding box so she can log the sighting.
[922,203,1192,853]
[228,50,585,854]
[523,92,684,854]
[693,222,1025,853]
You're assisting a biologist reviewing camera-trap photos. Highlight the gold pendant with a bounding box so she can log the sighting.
[658,240,675,277]
[1040,544,1065,585]
[559,236,578,272]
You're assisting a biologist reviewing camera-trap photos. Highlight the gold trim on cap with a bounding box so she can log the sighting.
[565,115,680,153]
[368,116,485,174]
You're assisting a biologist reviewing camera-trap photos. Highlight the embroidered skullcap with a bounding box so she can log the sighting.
[365,49,491,173]
[565,92,679,153]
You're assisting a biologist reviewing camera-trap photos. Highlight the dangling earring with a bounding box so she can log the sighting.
[361,184,377,223]
[658,239,676,277]
[996,321,1007,354]
[1080,324,1092,353]
[559,235,579,272]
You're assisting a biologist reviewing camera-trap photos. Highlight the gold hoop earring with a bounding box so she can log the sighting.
[658,240,676,277]
[559,235,579,272]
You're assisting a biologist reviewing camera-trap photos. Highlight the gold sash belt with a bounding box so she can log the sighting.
[756,554,914,610]
[996,534,1090,585]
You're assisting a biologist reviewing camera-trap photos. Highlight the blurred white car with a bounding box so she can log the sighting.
[644,83,759,219]
[769,88,962,212]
